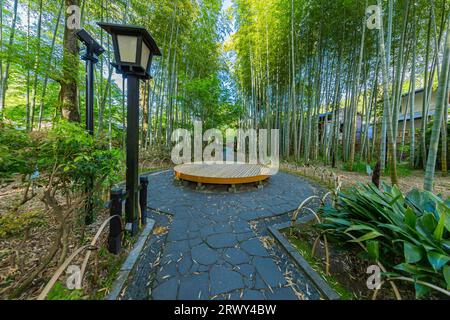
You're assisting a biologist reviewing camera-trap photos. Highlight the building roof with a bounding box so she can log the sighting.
[401,88,425,98]
[378,88,429,104]
[318,111,334,118]
[398,110,435,122]
[318,109,361,118]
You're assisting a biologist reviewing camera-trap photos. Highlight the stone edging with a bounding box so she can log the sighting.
[113,169,173,189]
[267,215,340,300]
[105,218,156,300]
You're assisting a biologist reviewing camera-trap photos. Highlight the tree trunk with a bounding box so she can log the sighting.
[0,0,19,119]
[0,0,3,118]
[379,0,394,171]
[409,8,416,168]
[349,13,366,171]
[378,0,399,185]
[419,13,433,169]
[29,0,44,130]
[26,0,31,130]
[441,100,448,177]
[424,15,450,191]
[60,0,81,122]
[38,0,65,130]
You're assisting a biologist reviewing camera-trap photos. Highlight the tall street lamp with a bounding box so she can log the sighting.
[76,29,105,225]
[99,23,161,236]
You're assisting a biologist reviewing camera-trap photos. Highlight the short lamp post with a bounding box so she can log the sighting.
[99,23,161,236]
[76,29,105,135]
[76,29,105,225]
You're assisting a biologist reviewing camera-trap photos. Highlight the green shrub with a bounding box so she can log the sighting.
[317,183,450,298]
[344,160,411,177]
[385,162,412,178]
[1,121,123,216]
[35,121,122,191]
[140,143,172,170]
[0,124,33,178]
[343,160,369,174]
[0,210,46,239]
[46,282,85,300]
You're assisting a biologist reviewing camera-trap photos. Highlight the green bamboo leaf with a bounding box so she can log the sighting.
[345,224,379,233]
[381,182,391,194]
[415,224,440,248]
[444,266,450,290]
[348,231,382,243]
[415,282,431,299]
[404,208,416,229]
[434,206,446,241]
[394,262,435,274]
[367,240,379,261]
[391,185,402,198]
[403,242,423,263]
[427,251,450,271]
[443,240,450,251]
[394,263,419,275]
[387,194,402,207]
[324,217,352,226]
[419,213,437,234]
[378,223,404,234]
[437,203,450,233]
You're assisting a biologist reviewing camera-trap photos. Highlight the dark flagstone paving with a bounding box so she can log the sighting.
[120,170,324,300]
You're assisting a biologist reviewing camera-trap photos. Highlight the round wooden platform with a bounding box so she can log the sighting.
[174,163,271,185]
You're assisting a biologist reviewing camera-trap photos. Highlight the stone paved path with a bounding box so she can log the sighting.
[122,170,323,300]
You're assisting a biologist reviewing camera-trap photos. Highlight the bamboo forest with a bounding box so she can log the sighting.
[0,0,450,304]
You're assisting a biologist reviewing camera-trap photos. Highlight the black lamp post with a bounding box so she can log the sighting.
[76,29,105,225]
[99,23,161,236]
[76,29,105,135]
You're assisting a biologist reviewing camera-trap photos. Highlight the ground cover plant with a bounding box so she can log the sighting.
[316,183,450,298]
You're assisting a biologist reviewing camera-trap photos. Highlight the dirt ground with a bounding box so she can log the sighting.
[336,169,449,198]
[0,159,171,300]
[281,163,450,199]
[0,176,116,299]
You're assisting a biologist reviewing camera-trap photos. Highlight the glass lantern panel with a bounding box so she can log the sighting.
[140,42,151,71]
[117,35,138,63]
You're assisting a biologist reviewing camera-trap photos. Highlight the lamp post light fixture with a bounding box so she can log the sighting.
[76,29,105,225]
[99,23,161,236]
[98,23,161,80]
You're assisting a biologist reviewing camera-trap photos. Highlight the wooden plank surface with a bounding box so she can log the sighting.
[174,163,270,185]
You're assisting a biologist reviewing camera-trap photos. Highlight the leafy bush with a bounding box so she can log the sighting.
[46,282,85,300]
[140,143,172,170]
[0,210,46,239]
[1,121,122,218]
[344,159,411,177]
[0,124,33,178]
[317,183,450,298]
[34,121,122,191]
[384,162,412,178]
[1,121,123,188]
